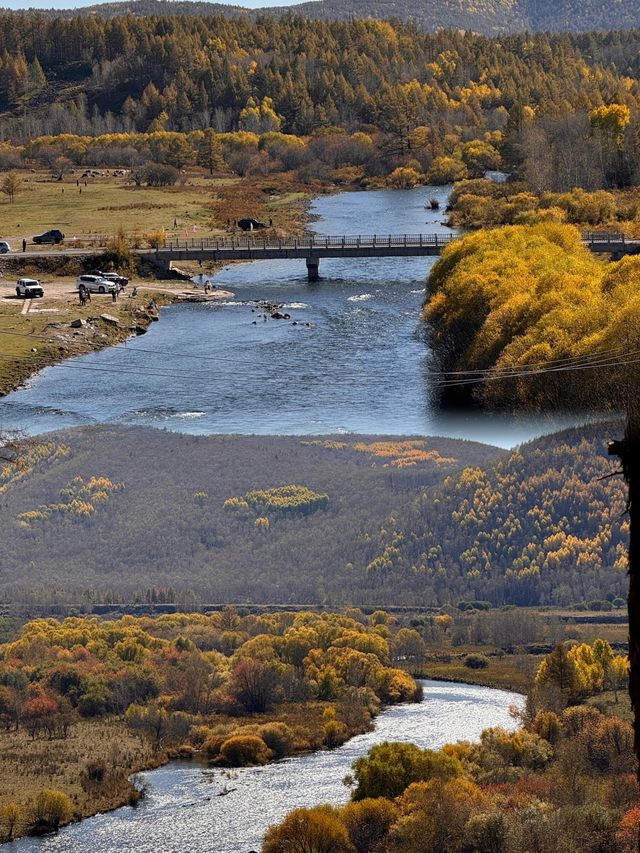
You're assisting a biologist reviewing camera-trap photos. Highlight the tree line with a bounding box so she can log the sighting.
[1,18,640,191]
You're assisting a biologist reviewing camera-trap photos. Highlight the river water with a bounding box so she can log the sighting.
[0,187,586,448]
[12,680,523,853]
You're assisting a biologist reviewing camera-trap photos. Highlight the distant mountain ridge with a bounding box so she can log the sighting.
[27,0,640,34]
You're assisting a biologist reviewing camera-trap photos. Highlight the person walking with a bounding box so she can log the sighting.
[112,287,117,303]
[22,238,26,253]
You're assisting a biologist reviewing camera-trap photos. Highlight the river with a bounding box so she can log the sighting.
[11,680,523,853]
[0,186,587,448]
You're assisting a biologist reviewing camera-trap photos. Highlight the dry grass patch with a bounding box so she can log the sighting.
[0,170,231,242]
[422,651,538,694]
[0,717,157,837]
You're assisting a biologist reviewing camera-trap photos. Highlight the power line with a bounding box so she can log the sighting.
[434,354,640,388]
[0,327,635,380]
[0,351,216,382]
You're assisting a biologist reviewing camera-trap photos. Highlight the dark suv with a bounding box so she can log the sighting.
[33,229,65,245]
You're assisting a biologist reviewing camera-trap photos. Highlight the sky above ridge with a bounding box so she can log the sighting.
[1,0,299,8]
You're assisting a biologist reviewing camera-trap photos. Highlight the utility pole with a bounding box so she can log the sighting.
[609,398,640,779]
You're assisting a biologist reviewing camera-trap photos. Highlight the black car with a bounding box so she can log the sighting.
[237,218,268,232]
[33,229,65,245]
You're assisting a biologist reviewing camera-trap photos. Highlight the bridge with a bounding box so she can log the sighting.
[8,231,640,281]
[151,231,640,279]
[152,233,455,280]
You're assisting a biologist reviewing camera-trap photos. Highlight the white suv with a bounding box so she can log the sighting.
[0,240,10,254]
[76,274,117,294]
[16,278,44,298]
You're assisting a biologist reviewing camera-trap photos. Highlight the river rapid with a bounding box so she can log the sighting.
[0,186,586,448]
[12,680,523,853]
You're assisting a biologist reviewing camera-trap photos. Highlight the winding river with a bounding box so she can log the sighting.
[12,680,523,853]
[0,186,586,447]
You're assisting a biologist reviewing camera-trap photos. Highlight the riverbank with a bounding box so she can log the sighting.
[420,650,538,694]
[0,169,322,401]
[0,276,234,398]
[5,680,523,851]
[0,717,161,841]
[0,692,416,841]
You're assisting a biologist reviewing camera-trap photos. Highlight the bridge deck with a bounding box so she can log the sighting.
[156,232,454,260]
[6,232,640,281]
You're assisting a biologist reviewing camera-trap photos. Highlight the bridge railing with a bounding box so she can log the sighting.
[582,232,626,245]
[159,233,456,252]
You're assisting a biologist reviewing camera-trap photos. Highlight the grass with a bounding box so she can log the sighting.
[586,689,633,722]
[0,305,61,395]
[0,170,313,246]
[205,175,312,234]
[0,171,234,243]
[0,717,157,837]
[421,649,540,694]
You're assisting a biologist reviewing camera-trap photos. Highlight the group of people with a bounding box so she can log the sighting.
[78,284,137,305]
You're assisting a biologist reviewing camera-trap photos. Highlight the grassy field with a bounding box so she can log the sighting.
[421,650,539,694]
[0,172,233,244]
[0,170,312,247]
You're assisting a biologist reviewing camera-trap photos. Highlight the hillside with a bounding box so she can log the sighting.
[0,423,627,608]
[2,14,640,144]
[44,0,640,34]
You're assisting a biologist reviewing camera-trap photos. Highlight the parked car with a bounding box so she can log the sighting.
[94,270,128,288]
[0,240,10,254]
[16,278,44,298]
[237,218,268,231]
[33,229,65,245]
[76,274,117,294]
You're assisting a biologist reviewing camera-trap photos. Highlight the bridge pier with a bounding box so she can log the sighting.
[306,257,320,282]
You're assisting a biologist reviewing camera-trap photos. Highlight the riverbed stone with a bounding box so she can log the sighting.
[100,313,120,326]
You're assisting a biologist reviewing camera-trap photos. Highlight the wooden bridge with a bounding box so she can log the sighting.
[10,231,640,281]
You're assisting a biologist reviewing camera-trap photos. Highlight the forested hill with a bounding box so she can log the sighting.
[0,423,627,609]
[3,16,640,142]
[43,0,640,35]
[268,0,640,35]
